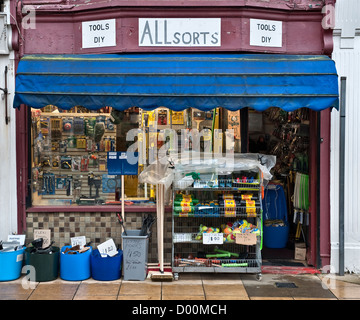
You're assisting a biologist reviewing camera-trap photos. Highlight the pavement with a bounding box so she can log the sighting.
[0,272,359,301]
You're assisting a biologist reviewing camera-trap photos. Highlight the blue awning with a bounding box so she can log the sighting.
[14,53,339,112]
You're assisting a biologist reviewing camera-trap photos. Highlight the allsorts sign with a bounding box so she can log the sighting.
[139,18,221,47]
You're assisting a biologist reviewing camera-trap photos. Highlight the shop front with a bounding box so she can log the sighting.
[12,0,338,269]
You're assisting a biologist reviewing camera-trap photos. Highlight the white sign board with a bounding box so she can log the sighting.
[71,236,86,248]
[8,235,26,246]
[139,18,221,47]
[250,18,282,48]
[203,233,223,245]
[97,238,117,257]
[82,19,116,49]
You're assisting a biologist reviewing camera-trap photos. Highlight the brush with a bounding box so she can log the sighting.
[193,111,205,131]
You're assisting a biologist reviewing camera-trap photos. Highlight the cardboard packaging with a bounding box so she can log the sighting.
[294,243,307,260]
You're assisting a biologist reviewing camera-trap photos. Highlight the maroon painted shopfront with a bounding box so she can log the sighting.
[12,0,337,268]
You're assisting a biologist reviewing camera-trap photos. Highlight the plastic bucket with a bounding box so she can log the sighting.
[25,246,60,282]
[60,246,92,281]
[90,249,123,281]
[122,230,149,281]
[263,223,289,248]
[0,247,25,281]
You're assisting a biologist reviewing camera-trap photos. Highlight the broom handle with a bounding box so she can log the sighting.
[160,184,164,272]
[121,175,125,235]
[156,184,160,268]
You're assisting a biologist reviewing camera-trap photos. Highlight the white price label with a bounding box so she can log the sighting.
[202,233,223,245]
[8,235,25,246]
[97,238,117,257]
[71,236,86,248]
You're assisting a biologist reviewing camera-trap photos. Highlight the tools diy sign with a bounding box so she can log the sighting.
[82,19,116,48]
[249,18,282,48]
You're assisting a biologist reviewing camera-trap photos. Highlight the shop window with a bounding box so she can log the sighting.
[30,106,243,206]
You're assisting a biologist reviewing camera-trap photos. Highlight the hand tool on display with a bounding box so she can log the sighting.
[0,241,20,252]
[116,212,127,236]
[192,110,205,131]
[139,214,156,237]
[93,176,101,198]
[214,247,239,258]
[30,239,55,254]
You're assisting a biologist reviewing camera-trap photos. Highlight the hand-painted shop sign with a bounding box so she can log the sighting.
[250,18,282,48]
[139,18,221,47]
[82,19,116,49]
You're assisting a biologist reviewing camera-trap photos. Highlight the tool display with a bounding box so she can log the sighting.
[139,214,156,237]
[32,110,119,206]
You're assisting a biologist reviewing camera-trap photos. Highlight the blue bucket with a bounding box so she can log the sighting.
[262,184,289,249]
[90,249,123,281]
[0,247,25,281]
[263,223,289,249]
[60,246,92,281]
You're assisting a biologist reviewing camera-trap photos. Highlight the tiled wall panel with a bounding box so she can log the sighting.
[26,211,173,264]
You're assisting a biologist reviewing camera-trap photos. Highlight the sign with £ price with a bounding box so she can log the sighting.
[71,236,86,248]
[97,238,117,257]
[203,233,223,245]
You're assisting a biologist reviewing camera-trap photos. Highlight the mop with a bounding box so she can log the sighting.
[151,183,173,281]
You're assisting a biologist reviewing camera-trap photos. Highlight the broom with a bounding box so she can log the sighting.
[151,183,173,281]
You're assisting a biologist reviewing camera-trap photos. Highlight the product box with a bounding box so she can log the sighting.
[294,243,307,260]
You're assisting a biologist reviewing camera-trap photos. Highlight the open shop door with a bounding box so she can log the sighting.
[247,108,321,271]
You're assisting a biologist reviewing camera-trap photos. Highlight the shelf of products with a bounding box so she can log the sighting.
[31,108,121,205]
[171,164,263,279]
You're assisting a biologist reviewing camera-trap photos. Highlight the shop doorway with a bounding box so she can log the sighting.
[246,107,318,269]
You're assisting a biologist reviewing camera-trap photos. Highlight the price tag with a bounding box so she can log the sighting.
[235,233,257,245]
[71,236,86,248]
[7,235,25,246]
[202,233,223,245]
[97,238,117,257]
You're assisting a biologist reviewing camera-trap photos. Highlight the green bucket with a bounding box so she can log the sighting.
[25,247,60,282]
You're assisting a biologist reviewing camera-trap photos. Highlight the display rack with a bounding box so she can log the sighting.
[171,163,264,280]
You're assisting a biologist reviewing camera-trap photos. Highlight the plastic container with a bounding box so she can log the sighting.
[122,230,149,281]
[0,247,25,281]
[262,184,289,249]
[60,246,92,281]
[263,223,289,249]
[90,249,123,281]
[25,246,60,282]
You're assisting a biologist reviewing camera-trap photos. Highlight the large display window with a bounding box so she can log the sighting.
[30,106,242,206]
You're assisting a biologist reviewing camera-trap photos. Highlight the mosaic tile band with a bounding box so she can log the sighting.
[26,212,172,263]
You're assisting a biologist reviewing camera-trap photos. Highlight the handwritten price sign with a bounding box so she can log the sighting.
[97,238,117,257]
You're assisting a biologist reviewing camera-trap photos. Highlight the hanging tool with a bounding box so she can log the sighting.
[1,66,8,125]
[192,110,205,131]
[116,212,127,236]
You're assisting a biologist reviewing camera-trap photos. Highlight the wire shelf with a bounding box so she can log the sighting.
[174,258,261,269]
[173,232,260,244]
[173,206,262,218]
